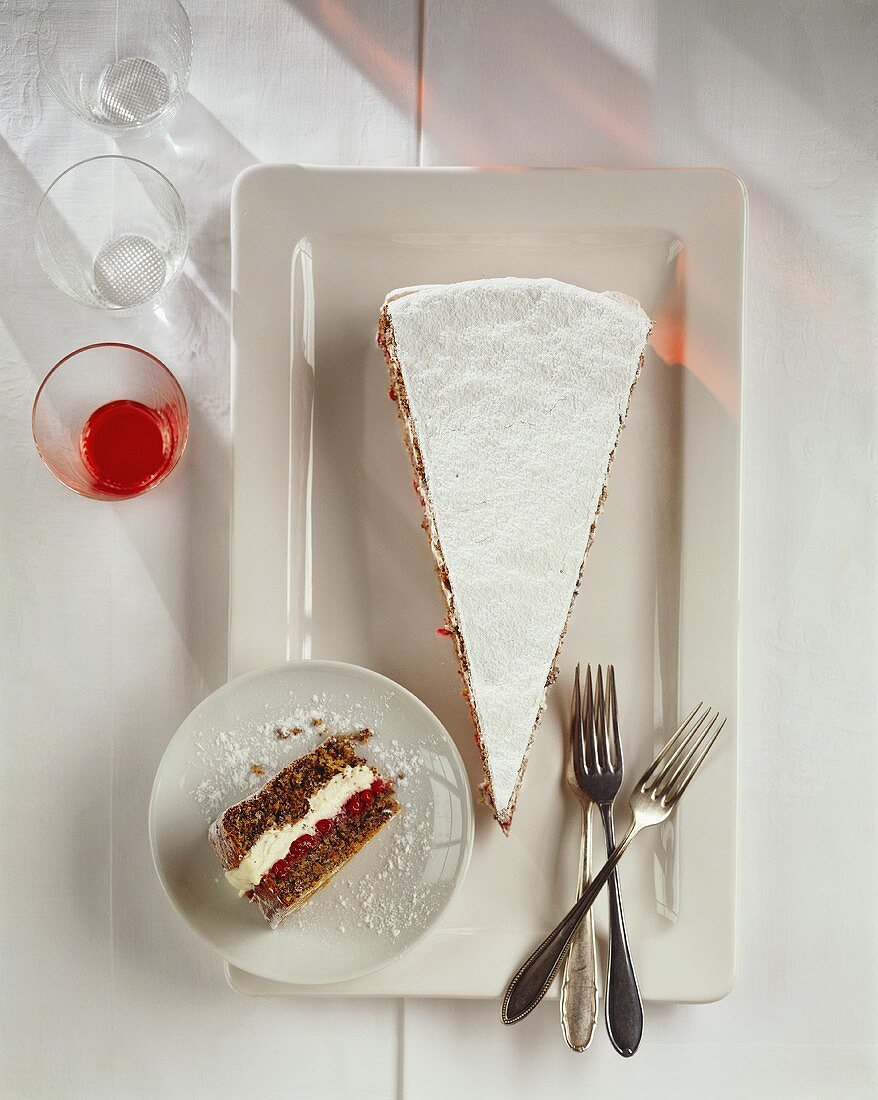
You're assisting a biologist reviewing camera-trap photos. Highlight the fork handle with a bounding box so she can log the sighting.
[501,820,640,1026]
[598,803,643,1056]
[559,802,598,1051]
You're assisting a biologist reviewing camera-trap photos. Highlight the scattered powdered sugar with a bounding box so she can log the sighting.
[336,809,454,938]
[190,690,456,943]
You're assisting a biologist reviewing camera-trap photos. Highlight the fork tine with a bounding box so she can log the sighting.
[655,710,720,801]
[583,664,597,770]
[665,717,725,804]
[649,706,711,793]
[638,702,705,790]
[570,663,582,753]
[594,666,608,770]
[607,664,622,770]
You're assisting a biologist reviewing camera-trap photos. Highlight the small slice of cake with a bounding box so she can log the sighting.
[210,734,400,927]
[378,278,652,832]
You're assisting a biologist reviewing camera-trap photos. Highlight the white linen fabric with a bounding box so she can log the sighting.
[1,0,874,1095]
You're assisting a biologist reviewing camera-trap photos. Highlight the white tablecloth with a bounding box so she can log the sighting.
[1,2,875,1096]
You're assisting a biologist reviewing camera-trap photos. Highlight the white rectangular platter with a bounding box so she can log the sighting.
[229,167,745,1000]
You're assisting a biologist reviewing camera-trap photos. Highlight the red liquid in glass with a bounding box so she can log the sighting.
[80,399,174,496]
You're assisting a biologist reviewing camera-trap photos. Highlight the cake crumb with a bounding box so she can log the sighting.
[275,726,291,740]
[311,717,324,727]
[250,763,265,776]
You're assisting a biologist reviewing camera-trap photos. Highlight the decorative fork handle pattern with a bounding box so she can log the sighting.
[598,803,643,1056]
[502,821,640,1025]
[559,802,598,1051]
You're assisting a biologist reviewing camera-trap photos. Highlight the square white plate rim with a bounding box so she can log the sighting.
[228,165,746,1000]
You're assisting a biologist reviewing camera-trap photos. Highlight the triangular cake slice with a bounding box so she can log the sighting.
[377,278,652,831]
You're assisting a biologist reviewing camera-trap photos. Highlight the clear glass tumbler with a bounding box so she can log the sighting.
[32,343,189,501]
[35,156,188,311]
[37,0,193,136]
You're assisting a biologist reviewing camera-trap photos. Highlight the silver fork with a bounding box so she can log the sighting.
[559,664,598,1051]
[502,702,726,1026]
[579,664,643,1056]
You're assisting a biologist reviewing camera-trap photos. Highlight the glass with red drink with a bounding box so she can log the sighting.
[32,342,188,500]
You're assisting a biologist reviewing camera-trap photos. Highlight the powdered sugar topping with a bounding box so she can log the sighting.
[384,278,651,825]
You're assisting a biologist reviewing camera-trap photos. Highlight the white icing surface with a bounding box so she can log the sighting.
[225,764,374,893]
[385,278,651,822]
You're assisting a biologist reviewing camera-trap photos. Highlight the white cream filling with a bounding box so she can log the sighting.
[225,765,375,894]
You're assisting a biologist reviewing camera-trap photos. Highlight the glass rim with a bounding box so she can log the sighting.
[32,341,190,501]
[36,153,187,213]
[36,0,194,133]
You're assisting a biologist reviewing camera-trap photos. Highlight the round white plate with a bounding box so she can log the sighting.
[149,660,474,984]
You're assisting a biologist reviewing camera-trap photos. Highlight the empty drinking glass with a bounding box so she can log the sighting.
[37,0,193,136]
[35,156,188,311]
